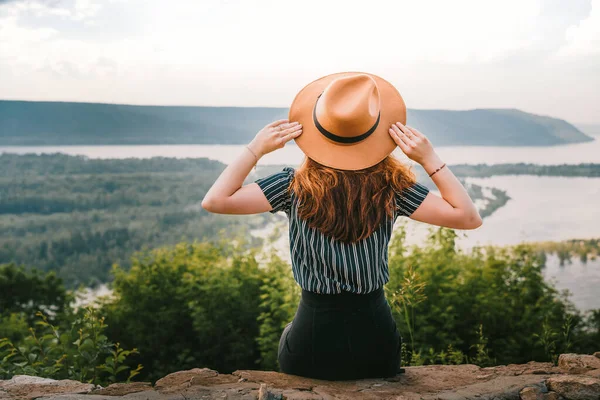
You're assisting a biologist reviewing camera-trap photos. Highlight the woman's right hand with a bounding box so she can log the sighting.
[248,119,302,158]
[388,122,436,165]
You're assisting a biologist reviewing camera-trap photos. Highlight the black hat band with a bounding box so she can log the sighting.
[312,93,380,144]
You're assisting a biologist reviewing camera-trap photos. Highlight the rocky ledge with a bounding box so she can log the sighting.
[1,352,599,400]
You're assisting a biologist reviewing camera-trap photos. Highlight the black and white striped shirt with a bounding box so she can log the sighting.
[255,167,430,294]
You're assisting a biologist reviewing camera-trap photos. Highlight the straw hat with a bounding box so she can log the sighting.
[289,71,406,171]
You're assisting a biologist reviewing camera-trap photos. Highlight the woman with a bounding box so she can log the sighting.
[202,72,482,380]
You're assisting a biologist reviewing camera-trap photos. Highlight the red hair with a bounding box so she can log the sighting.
[290,155,417,243]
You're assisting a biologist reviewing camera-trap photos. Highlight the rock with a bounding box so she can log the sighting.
[585,369,600,379]
[258,382,283,400]
[5,353,600,399]
[90,381,152,396]
[542,392,562,400]
[0,375,95,400]
[558,354,600,374]
[523,362,564,375]
[477,361,562,377]
[232,370,315,391]
[280,389,323,400]
[1,376,57,386]
[428,377,548,400]
[154,367,238,393]
[520,385,544,400]
[546,375,600,400]
[594,352,600,360]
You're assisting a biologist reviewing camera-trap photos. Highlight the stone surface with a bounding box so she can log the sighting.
[542,392,562,400]
[520,385,544,400]
[153,367,239,393]
[484,361,563,377]
[90,381,152,396]
[585,369,600,378]
[6,352,600,400]
[546,375,600,400]
[0,375,96,400]
[558,354,600,374]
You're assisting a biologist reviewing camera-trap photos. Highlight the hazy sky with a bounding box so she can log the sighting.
[1,0,599,124]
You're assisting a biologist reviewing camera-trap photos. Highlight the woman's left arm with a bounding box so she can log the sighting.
[201,119,302,214]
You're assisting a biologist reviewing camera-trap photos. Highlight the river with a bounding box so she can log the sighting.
[1,134,600,165]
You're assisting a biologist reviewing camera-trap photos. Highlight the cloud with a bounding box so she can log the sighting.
[0,0,100,20]
[0,0,108,78]
[557,0,600,57]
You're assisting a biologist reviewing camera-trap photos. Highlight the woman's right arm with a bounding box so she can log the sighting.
[389,122,482,230]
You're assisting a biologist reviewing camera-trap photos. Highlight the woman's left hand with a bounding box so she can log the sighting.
[248,119,302,157]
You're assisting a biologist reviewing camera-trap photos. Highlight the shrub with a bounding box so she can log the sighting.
[0,307,141,385]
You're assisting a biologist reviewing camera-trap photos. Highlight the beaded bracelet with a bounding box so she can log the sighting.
[428,163,446,177]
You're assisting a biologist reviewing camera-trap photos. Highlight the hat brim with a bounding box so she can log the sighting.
[289,71,405,171]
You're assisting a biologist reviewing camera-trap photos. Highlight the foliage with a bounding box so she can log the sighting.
[98,240,274,381]
[0,307,141,385]
[256,252,300,370]
[0,313,29,344]
[386,222,596,366]
[0,263,73,325]
[0,263,74,345]
[2,223,600,383]
[386,263,427,353]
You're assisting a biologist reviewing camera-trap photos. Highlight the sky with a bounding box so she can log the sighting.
[0,0,599,124]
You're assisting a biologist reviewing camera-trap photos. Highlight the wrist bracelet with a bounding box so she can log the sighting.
[428,162,446,177]
[246,145,259,170]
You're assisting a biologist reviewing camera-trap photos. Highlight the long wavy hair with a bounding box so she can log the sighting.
[289,154,417,243]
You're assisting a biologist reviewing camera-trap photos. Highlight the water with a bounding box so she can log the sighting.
[458,176,600,247]
[1,134,600,165]
[542,254,600,312]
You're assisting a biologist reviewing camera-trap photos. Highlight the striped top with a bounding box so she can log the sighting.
[255,167,430,294]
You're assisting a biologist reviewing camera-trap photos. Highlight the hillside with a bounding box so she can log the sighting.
[0,100,593,146]
[577,123,600,137]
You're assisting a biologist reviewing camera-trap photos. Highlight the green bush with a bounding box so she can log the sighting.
[98,240,274,381]
[0,263,73,326]
[256,253,301,370]
[0,307,141,385]
[386,222,597,366]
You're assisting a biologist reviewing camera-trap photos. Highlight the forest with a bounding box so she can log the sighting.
[0,154,269,287]
[2,154,598,288]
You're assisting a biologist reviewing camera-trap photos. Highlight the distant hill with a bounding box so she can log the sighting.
[0,100,593,146]
[576,124,600,137]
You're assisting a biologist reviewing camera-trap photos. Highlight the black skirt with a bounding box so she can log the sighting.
[277,285,402,380]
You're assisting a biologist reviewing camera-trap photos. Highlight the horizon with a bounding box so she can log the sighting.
[1,0,599,125]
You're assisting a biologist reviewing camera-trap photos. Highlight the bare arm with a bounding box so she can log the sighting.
[389,122,482,230]
[201,119,302,214]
